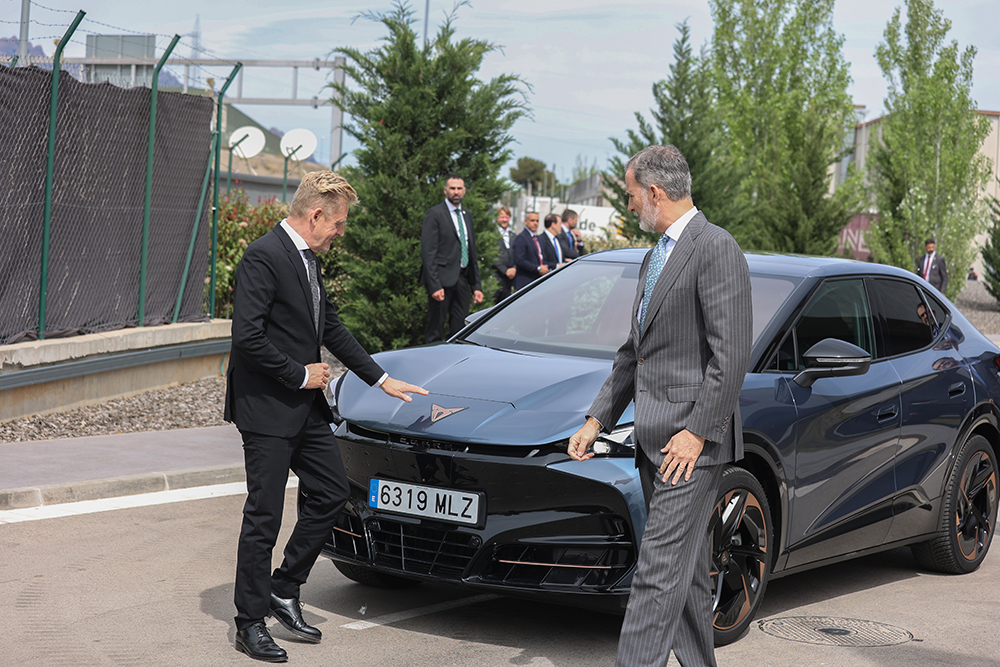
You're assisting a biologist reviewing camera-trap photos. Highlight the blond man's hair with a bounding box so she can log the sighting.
[290,171,359,218]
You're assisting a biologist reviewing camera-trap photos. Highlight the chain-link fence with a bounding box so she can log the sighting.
[0,63,214,345]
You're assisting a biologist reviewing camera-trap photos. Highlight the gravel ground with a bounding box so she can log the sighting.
[3,282,998,444]
[0,355,346,444]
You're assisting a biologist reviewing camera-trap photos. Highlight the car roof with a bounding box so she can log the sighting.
[579,248,918,282]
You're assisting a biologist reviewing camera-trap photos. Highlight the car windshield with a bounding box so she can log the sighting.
[463,257,800,359]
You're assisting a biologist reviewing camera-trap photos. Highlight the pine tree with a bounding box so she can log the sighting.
[604,21,738,242]
[981,191,1000,304]
[329,3,527,352]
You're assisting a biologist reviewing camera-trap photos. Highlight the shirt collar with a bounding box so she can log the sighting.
[544,229,557,241]
[447,201,462,214]
[663,206,698,243]
[280,219,310,252]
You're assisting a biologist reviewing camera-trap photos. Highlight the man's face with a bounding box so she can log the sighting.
[310,201,348,253]
[524,212,540,233]
[926,242,936,254]
[549,218,562,235]
[444,178,466,207]
[917,304,931,326]
[496,210,511,229]
[564,215,578,230]
[625,169,658,233]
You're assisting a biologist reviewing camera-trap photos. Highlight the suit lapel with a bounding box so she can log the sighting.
[639,213,706,342]
[273,225,321,342]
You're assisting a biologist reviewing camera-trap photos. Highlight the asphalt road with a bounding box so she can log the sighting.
[1,487,997,667]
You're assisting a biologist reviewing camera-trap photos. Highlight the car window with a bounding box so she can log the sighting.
[871,278,935,357]
[750,274,801,343]
[767,279,874,371]
[922,290,949,329]
[464,261,641,358]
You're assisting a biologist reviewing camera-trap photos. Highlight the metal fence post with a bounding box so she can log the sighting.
[38,10,85,340]
[137,34,180,328]
[174,131,219,323]
[227,133,247,194]
[208,63,242,318]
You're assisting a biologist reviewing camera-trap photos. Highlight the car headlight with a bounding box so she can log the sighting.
[593,425,634,456]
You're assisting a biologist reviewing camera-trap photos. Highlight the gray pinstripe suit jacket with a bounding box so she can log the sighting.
[588,212,752,468]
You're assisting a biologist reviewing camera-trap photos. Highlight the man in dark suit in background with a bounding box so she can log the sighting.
[568,145,752,667]
[916,238,949,293]
[512,211,558,290]
[421,175,484,343]
[226,171,428,662]
[561,208,585,257]
[492,206,516,302]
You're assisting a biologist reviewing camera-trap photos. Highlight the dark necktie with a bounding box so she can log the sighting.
[305,249,321,334]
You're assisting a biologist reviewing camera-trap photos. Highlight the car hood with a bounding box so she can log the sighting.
[336,343,629,446]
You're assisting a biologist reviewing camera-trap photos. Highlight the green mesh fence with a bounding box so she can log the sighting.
[0,65,214,345]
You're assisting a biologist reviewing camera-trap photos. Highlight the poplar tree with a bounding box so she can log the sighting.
[865,0,991,299]
[329,3,528,352]
[710,0,861,254]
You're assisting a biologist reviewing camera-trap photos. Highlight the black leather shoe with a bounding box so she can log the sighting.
[235,621,287,662]
[270,593,322,643]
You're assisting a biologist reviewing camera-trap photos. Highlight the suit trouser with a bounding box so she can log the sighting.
[616,449,723,667]
[234,402,349,630]
[425,272,471,343]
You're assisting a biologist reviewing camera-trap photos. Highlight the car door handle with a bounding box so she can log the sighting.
[877,405,898,421]
[948,382,966,398]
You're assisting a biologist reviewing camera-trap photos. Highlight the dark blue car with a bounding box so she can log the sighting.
[319,249,1000,645]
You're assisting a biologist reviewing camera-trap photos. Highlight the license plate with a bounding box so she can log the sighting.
[369,479,482,526]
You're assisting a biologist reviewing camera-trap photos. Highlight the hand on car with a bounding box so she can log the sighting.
[568,418,602,461]
[380,377,429,403]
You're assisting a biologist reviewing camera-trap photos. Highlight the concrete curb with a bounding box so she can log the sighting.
[0,464,247,511]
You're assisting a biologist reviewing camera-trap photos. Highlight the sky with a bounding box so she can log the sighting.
[3,0,999,182]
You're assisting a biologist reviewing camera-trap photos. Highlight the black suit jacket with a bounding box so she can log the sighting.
[512,229,557,290]
[556,231,579,261]
[224,224,384,438]
[493,228,515,288]
[916,252,948,293]
[420,202,482,294]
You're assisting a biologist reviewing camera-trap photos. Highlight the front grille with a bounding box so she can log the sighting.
[368,518,479,579]
[331,512,369,560]
[483,541,635,589]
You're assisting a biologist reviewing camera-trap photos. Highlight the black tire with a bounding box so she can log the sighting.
[709,466,773,647]
[911,434,998,574]
[333,561,422,589]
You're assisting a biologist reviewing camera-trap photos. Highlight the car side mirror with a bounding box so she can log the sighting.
[793,338,872,388]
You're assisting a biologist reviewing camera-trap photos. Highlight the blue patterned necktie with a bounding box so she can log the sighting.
[640,233,671,332]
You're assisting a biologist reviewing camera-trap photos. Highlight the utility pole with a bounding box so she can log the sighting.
[424,0,430,46]
[17,0,30,63]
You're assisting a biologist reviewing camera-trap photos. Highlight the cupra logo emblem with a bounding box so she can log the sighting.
[430,404,468,423]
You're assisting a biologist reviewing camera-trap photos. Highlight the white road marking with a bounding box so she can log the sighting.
[0,478,298,524]
[340,594,501,630]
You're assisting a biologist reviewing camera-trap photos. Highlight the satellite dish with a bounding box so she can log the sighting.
[229,126,265,159]
[280,128,317,161]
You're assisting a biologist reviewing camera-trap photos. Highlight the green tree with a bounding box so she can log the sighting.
[329,2,528,352]
[865,0,991,299]
[981,189,1000,304]
[711,0,861,254]
[510,157,556,195]
[603,20,741,242]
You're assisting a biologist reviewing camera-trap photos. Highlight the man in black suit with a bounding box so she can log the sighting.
[916,238,948,293]
[512,211,557,290]
[492,206,516,302]
[420,175,483,342]
[561,208,586,256]
[226,171,427,662]
[543,213,572,265]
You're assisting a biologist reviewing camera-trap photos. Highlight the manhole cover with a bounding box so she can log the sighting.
[758,617,913,647]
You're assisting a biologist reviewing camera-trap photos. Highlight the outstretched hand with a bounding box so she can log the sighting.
[380,376,429,403]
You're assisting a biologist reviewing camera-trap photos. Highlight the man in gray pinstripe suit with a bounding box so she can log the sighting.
[568,145,752,667]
